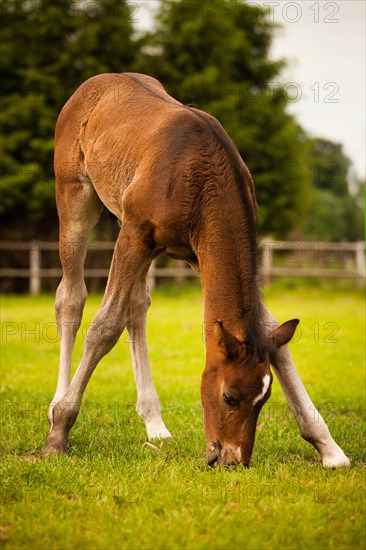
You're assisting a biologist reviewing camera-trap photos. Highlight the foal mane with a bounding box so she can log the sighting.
[186,110,267,360]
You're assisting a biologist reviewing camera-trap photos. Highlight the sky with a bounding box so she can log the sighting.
[134,0,365,180]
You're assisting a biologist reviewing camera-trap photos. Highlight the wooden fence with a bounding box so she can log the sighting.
[0,240,364,294]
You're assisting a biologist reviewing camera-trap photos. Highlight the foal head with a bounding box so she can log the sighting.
[201,319,299,466]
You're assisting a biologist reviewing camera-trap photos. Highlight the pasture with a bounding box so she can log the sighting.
[1,282,365,549]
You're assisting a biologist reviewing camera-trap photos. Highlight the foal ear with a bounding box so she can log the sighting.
[270,319,299,348]
[214,320,241,359]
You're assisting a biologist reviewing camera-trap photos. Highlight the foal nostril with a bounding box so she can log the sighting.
[207,454,219,466]
[206,440,222,466]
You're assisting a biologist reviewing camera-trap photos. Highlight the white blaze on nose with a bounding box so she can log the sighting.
[252,374,271,406]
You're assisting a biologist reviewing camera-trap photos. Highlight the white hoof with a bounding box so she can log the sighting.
[146,418,172,441]
[322,448,350,468]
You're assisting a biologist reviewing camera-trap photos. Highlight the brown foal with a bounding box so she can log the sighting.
[44,73,349,467]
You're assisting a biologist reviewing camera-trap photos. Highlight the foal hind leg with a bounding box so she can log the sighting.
[127,269,172,440]
[49,179,103,424]
[44,223,154,455]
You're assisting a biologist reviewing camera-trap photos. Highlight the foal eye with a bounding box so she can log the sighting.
[223,392,239,408]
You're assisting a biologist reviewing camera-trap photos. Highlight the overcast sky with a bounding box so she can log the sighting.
[134,0,365,179]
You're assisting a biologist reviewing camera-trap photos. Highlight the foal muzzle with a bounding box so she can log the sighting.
[207,441,246,466]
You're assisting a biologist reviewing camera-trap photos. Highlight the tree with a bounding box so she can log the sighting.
[139,0,311,236]
[301,190,346,241]
[302,138,364,241]
[0,0,137,238]
[2,0,361,243]
[307,138,351,197]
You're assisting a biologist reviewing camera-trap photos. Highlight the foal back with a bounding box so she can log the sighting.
[55,73,216,249]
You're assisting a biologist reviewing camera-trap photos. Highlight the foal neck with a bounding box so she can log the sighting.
[196,192,263,348]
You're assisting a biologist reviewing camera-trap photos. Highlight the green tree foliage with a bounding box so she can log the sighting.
[0,0,136,237]
[140,0,310,236]
[308,138,350,197]
[1,0,362,242]
[303,138,364,241]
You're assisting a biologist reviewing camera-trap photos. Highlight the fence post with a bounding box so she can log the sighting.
[174,260,186,285]
[355,241,365,288]
[261,238,273,286]
[30,241,41,295]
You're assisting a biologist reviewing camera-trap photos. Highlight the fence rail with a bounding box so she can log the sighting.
[0,240,364,294]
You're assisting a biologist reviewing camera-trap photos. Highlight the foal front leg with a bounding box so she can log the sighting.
[263,306,350,468]
[127,269,172,440]
[43,224,153,455]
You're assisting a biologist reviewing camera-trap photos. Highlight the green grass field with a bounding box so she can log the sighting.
[1,282,365,549]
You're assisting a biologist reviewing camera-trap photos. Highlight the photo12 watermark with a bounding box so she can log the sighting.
[201,1,340,24]
[201,80,340,104]
[1,1,140,23]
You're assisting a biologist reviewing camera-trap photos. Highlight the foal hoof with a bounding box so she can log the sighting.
[146,419,173,442]
[42,433,68,457]
[321,446,351,468]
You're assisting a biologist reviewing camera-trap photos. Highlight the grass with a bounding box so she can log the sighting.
[1,281,365,549]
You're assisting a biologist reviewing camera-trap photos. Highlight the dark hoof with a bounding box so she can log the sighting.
[42,433,68,457]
